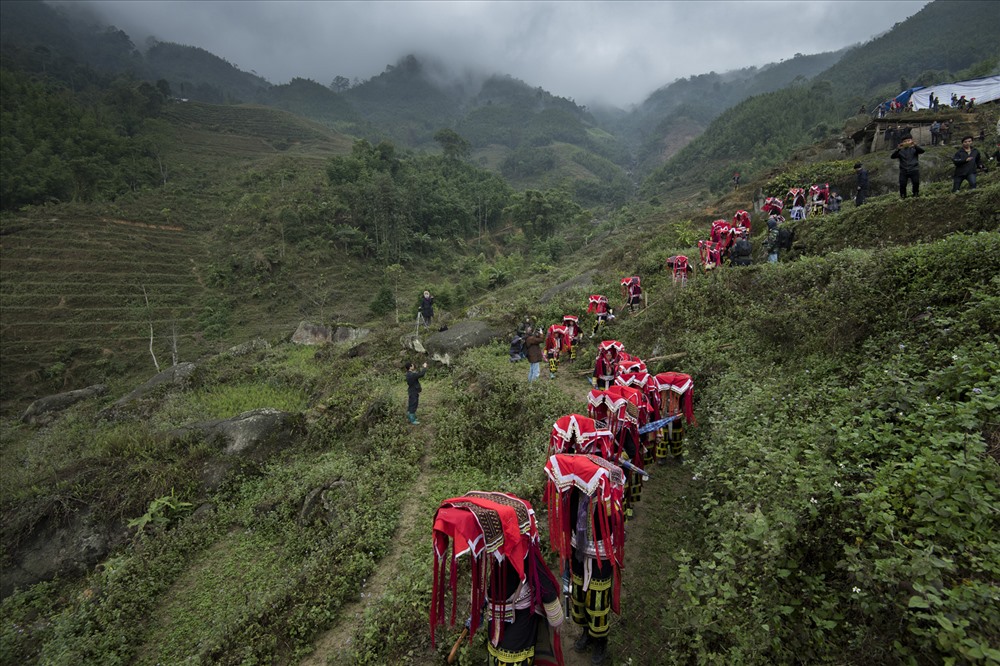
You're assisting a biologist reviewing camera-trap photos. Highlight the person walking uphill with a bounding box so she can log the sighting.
[405,361,427,424]
[890,137,925,198]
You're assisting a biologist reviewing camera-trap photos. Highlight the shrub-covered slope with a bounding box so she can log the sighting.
[2,166,997,665]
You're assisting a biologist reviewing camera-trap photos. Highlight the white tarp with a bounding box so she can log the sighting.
[909,75,1000,110]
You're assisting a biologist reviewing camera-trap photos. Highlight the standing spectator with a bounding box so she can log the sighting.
[930,120,941,146]
[886,125,899,149]
[764,216,780,264]
[952,136,985,192]
[405,361,428,425]
[854,162,870,206]
[732,172,741,190]
[524,327,545,383]
[419,290,434,327]
[940,120,952,145]
[825,190,843,213]
[890,137,925,198]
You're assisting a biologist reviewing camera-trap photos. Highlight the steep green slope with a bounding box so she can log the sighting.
[625,49,848,173]
[2,177,996,665]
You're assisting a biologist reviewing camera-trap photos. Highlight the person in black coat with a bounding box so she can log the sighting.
[405,361,427,424]
[890,138,925,198]
[952,135,985,192]
[419,291,434,327]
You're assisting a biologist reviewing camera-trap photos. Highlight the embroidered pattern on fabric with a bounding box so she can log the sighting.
[448,501,504,553]
[466,491,532,535]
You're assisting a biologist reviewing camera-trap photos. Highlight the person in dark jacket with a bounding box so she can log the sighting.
[418,291,434,327]
[952,136,985,192]
[890,137,925,198]
[854,163,870,206]
[524,328,545,383]
[405,361,427,424]
[730,230,753,266]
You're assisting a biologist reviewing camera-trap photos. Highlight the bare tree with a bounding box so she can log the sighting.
[142,285,160,372]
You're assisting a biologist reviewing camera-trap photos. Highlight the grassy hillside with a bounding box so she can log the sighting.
[2,5,999,665]
[0,216,213,409]
[2,88,998,665]
[0,100,362,412]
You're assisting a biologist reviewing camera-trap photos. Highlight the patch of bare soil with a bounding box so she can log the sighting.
[100,217,185,232]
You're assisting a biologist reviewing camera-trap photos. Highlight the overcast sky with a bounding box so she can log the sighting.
[64,0,930,106]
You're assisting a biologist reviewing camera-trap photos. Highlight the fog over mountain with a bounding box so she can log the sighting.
[54,0,929,106]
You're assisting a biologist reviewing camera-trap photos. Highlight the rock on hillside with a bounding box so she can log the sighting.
[20,384,108,425]
[422,321,503,365]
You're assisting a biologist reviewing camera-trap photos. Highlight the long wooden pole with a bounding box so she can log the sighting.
[447,627,468,664]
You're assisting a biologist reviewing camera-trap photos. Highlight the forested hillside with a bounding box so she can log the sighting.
[624,49,848,171]
[641,0,1000,197]
[1,2,999,665]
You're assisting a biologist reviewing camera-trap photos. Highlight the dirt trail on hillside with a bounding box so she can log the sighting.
[298,351,698,666]
[298,383,441,666]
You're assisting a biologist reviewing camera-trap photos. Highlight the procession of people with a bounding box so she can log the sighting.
[427,280,697,665]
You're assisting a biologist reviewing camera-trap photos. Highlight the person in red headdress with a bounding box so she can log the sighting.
[431,492,565,666]
[544,454,625,666]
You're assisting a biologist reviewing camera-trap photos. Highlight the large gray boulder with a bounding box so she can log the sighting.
[292,321,332,345]
[20,384,108,425]
[422,320,502,365]
[163,408,301,491]
[539,269,598,303]
[100,362,197,419]
[1,507,127,599]
[164,407,299,456]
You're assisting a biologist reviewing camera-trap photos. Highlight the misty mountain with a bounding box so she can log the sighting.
[622,49,849,172]
[260,76,362,131]
[641,0,1000,197]
[145,39,270,104]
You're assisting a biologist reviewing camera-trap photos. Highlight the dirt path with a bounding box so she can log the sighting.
[298,383,441,666]
[298,352,697,666]
[544,354,701,666]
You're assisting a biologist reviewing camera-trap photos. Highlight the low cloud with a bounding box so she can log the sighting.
[63,0,929,106]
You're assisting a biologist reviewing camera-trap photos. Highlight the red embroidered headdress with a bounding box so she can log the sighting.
[430,492,548,649]
[587,295,608,314]
[653,372,697,425]
[549,414,615,459]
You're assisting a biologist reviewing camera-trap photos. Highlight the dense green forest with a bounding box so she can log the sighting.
[1,1,999,665]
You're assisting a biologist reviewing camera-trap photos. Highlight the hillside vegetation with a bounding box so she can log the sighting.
[2,2,999,665]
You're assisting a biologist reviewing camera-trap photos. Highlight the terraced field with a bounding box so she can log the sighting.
[161,100,354,156]
[0,216,215,411]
